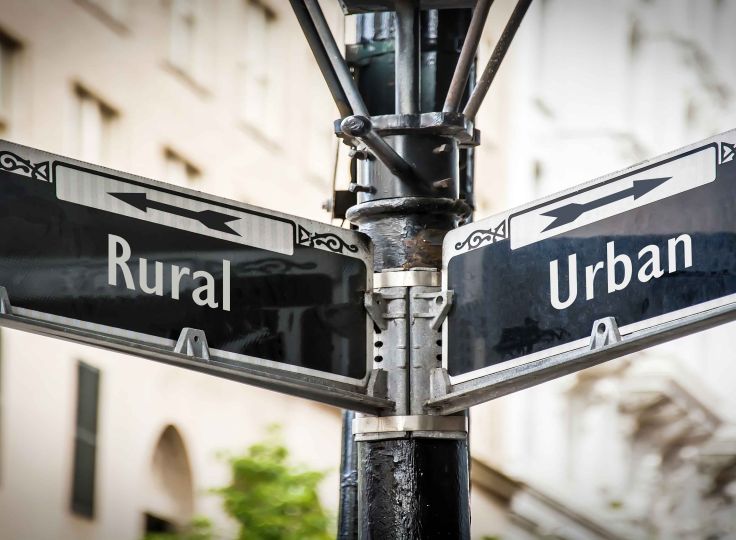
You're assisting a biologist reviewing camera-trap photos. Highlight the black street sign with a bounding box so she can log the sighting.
[439,130,736,404]
[0,140,387,412]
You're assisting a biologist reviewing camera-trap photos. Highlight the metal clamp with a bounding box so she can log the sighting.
[364,291,388,330]
[353,414,468,441]
[429,368,452,400]
[373,268,441,288]
[0,286,11,315]
[366,368,388,399]
[340,115,419,186]
[412,290,454,331]
[589,317,622,350]
[175,328,211,360]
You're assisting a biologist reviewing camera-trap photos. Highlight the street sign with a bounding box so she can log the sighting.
[435,130,736,411]
[0,140,389,413]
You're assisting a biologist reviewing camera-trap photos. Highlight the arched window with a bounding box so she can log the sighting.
[143,425,194,534]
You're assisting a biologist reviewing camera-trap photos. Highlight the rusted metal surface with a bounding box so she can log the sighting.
[347,197,470,271]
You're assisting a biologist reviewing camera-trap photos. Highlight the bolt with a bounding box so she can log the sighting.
[341,115,372,138]
[432,178,452,190]
[349,148,370,160]
[349,183,375,194]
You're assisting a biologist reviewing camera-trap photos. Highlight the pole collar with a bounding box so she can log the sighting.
[353,415,467,441]
[374,268,441,288]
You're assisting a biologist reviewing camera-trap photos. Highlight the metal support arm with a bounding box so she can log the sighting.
[289,0,369,117]
[341,115,419,185]
[463,0,534,121]
[443,0,494,113]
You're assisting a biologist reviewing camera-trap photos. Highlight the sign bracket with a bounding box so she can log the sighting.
[364,291,387,330]
[589,317,622,350]
[174,328,211,361]
[410,289,453,331]
[366,368,389,399]
[0,286,10,315]
[429,367,452,401]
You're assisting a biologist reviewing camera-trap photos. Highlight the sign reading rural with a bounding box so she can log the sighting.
[443,130,736,384]
[0,140,373,394]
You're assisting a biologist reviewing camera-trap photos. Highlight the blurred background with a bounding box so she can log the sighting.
[0,0,734,538]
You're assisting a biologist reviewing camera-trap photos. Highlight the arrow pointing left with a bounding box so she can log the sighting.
[110,192,242,236]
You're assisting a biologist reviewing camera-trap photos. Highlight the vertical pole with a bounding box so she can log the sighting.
[394,1,420,114]
[346,8,475,540]
[338,410,358,540]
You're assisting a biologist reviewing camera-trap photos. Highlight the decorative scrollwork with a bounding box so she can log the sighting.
[720,142,735,164]
[297,225,359,254]
[454,220,507,251]
[0,150,50,182]
[237,258,317,275]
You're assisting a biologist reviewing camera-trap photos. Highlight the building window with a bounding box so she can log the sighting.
[143,425,194,532]
[71,361,100,519]
[144,513,176,534]
[164,148,200,186]
[168,0,199,78]
[239,0,276,135]
[73,85,117,164]
[77,0,129,28]
[0,31,21,129]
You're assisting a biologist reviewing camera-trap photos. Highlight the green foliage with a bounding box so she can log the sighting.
[143,427,332,540]
[216,429,332,540]
[144,517,214,540]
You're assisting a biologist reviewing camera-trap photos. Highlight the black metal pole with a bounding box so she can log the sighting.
[346,8,475,539]
[338,410,359,540]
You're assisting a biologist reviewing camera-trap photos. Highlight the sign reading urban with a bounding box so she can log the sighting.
[0,140,379,409]
[442,130,736,387]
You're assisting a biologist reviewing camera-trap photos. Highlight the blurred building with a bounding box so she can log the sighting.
[0,0,732,539]
[472,0,736,538]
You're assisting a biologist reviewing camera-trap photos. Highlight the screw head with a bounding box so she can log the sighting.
[341,115,372,137]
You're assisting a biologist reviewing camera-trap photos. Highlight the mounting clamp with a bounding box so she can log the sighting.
[175,328,211,361]
[412,289,454,331]
[589,317,622,350]
[364,291,388,330]
[0,286,11,315]
[353,414,468,441]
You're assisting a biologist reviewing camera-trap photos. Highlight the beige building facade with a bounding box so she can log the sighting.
[0,0,732,539]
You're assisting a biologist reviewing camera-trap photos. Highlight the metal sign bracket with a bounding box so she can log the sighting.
[366,368,389,399]
[412,289,454,331]
[589,317,622,350]
[364,291,387,330]
[0,286,11,315]
[174,328,211,361]
[429,367,452,401]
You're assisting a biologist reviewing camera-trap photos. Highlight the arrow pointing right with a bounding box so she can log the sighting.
[541,177,671,232]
